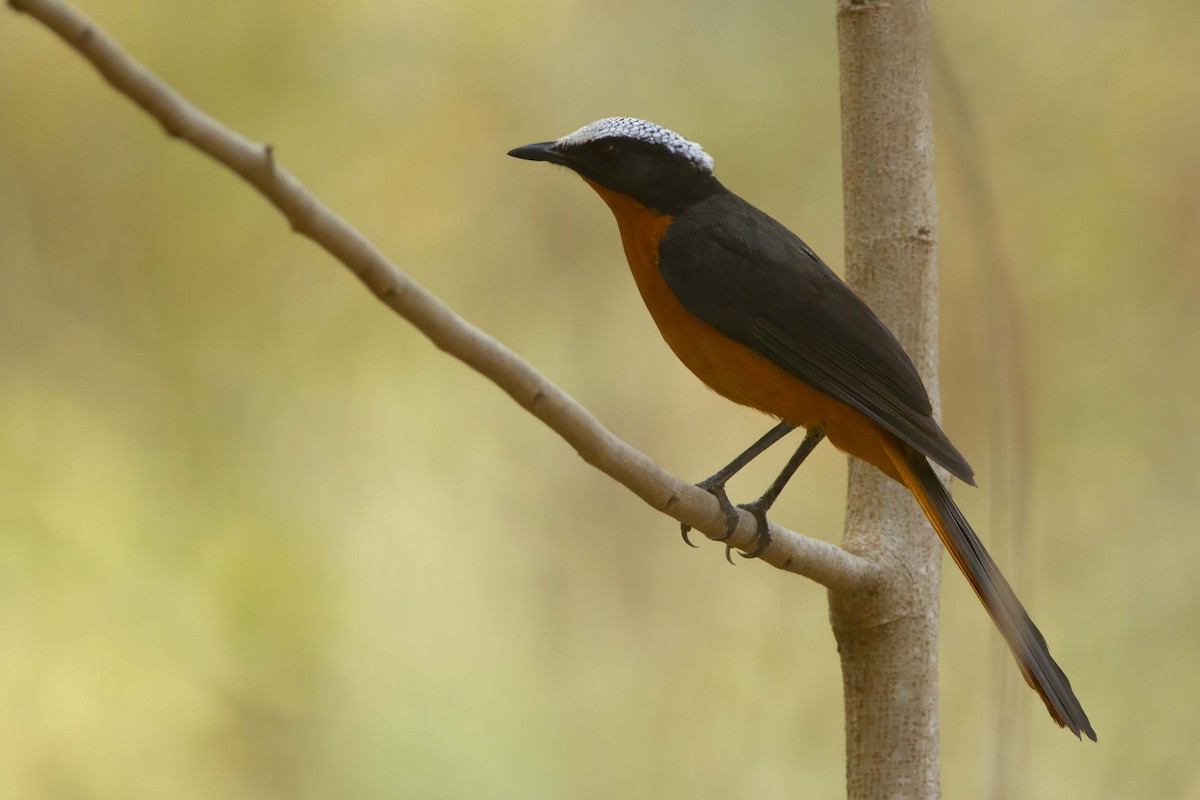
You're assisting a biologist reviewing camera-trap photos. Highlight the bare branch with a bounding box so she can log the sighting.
[8,0,878,595]
[835,0,942,793]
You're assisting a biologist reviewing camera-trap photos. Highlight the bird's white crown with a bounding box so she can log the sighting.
[555,117,714,173]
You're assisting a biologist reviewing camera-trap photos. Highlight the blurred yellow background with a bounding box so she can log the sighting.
[1,0,1198,797]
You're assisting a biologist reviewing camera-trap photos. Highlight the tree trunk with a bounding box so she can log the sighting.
[831,0,942,797]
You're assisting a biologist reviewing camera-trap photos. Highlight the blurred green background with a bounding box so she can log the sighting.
[1,0,1198,797]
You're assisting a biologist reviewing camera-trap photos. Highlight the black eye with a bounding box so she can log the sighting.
[598,142,618,157]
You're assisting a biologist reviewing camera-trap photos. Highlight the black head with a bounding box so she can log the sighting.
[508,117,724,216]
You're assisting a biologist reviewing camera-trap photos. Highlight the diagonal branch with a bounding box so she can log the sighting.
[8,0,878,595]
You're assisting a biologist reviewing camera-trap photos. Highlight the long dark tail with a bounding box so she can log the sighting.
[887,440,1096,741]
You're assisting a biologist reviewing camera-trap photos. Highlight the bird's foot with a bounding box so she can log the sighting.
[681,476,740,551]
[732,499,772,560]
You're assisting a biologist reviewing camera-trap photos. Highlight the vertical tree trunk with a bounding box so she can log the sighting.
[831,0,942,797]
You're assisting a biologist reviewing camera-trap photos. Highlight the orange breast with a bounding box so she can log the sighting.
[583,178,900,480]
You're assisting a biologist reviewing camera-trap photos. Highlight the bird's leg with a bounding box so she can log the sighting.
[682,420,796,547]
[735,427,826,560]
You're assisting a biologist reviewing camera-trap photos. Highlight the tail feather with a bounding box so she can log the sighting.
[887,441,1096,741]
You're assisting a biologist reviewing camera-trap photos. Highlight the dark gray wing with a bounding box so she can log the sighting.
[659,193,974,484]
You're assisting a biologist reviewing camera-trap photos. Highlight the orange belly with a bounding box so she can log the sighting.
[584,178,900,480]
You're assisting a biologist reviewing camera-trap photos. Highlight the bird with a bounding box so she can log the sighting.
[508,117,1095,741]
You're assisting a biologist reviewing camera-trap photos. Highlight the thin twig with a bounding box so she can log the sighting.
[7,0,878,595]
[934,36,1033,800]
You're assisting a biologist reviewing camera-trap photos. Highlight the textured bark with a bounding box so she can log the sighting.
[833,0,943,797]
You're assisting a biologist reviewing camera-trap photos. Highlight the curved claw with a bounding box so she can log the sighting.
[685,478,740,546]
[724,544,736,565]
[736,502,772,559]
[680,524,700,548]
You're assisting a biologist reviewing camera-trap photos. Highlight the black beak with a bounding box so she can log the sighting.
[507,141,573,167]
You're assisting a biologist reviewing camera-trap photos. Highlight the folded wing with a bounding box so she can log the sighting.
[658,193,974,485]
